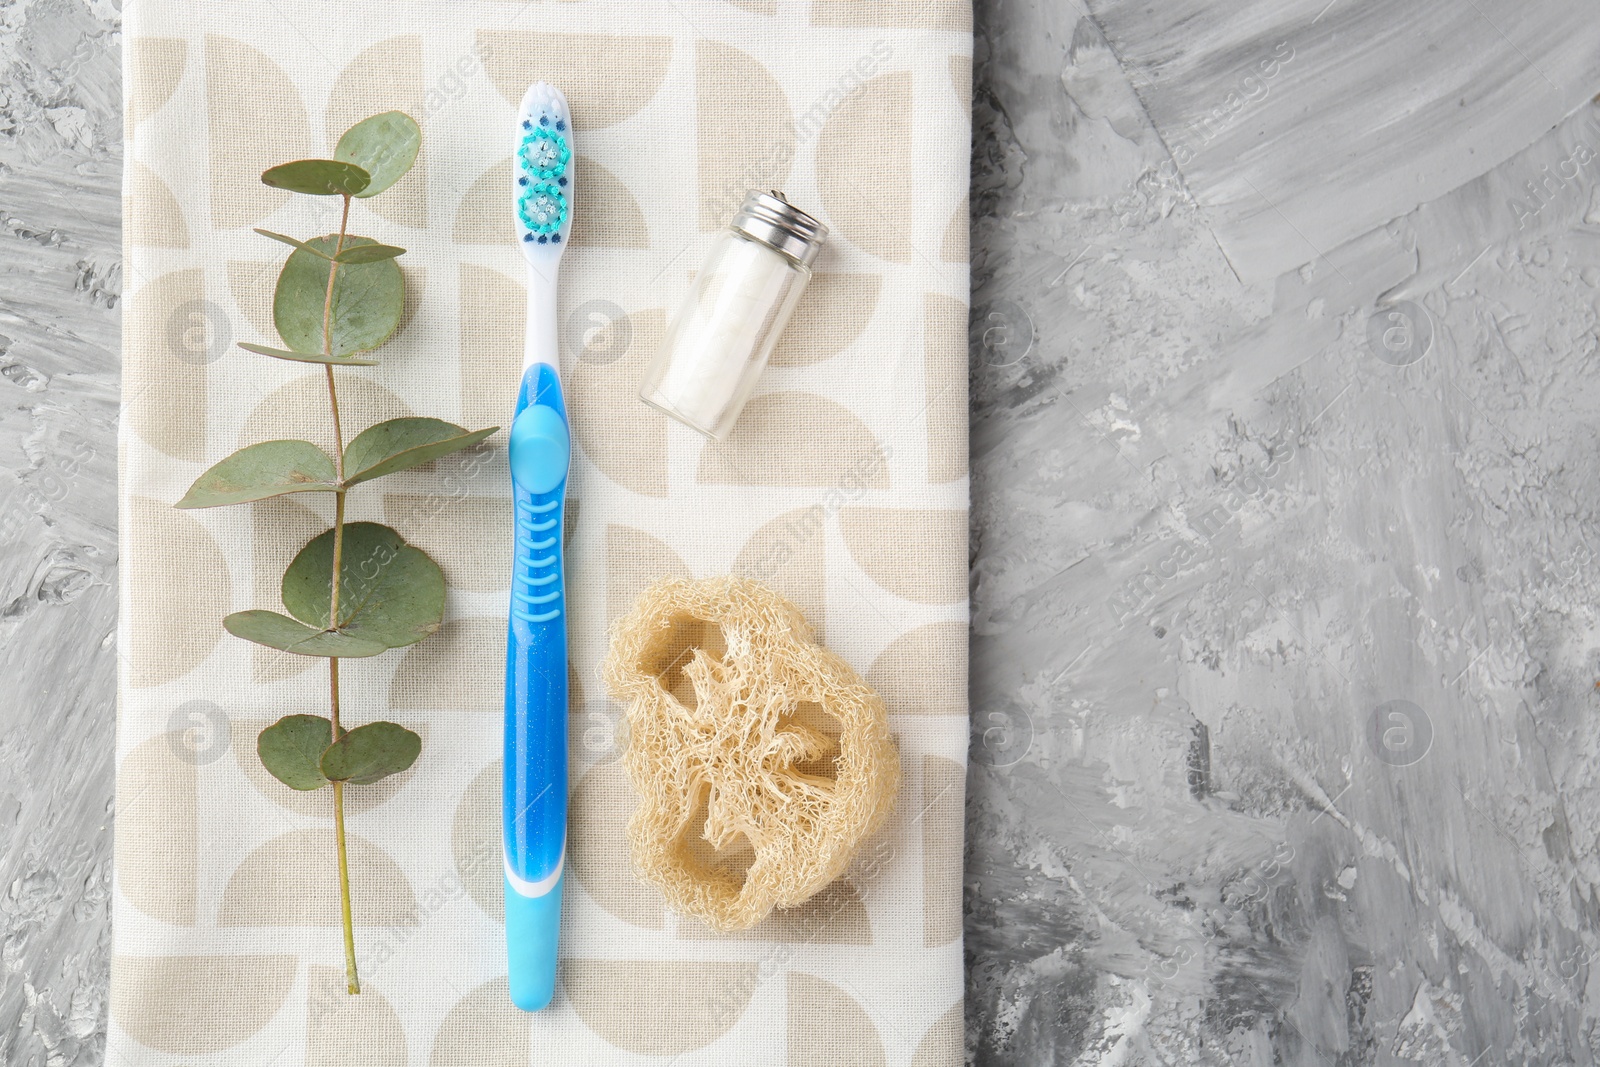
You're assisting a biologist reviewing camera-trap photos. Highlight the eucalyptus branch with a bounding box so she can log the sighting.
[174,111,498,997]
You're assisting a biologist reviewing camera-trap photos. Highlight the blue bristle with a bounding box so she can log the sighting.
[522,119,531,129]
[553,233,562,242]
[519,176,528,186]
[537,235,548,244]
[523,233,534,242]
[558,177,567,186]
[539,115,549,126]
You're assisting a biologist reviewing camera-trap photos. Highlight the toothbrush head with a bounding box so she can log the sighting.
[516,82,574,263]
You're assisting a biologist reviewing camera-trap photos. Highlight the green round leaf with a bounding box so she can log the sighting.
[258,715,334,790]
[223,609,390,658]
[176,440,337,509]
[237,342,377,367]
[261,158,372,196]
[280,522,446,650]
[334,112,421,199]
[320,721,422,785]
[273,235,404,357]
[343,418,499,487]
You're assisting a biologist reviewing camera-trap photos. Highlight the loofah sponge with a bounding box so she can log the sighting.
[603,576,901,930]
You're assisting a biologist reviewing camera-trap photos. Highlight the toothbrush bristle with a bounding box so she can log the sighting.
[516,83,574,257]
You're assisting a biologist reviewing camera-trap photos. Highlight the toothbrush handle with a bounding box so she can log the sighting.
[503,508,566,1010]
[525,269,559,370]
[504,371,570,1013]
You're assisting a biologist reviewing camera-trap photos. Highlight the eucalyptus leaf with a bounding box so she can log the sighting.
[237,342,377,367]
[280,522,445,650]
[258,714,335,791]
[273,236,404,357]
[333,243,406,264]
[176,440,337,509]
[343,418,498,487]
[261,158,372,197]
[320,721,422,785]
[334,111,421,199]
[223,609,390,658]
[254,228,333,258]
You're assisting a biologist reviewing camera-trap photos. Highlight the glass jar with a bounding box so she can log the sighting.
[639,191,828,439]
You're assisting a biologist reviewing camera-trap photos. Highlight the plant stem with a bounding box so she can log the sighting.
[329,492,346,626]
[327,367,345,476]
[329,657,343,735]
[332,780,359,994]
[324,193,359,994]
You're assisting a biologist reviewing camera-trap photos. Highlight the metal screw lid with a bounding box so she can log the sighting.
[730,190,829,267]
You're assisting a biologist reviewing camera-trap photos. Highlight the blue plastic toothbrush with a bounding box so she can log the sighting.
[504,81,574,1013]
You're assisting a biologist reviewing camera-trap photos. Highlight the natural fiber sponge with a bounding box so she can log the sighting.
[603,575,900,930]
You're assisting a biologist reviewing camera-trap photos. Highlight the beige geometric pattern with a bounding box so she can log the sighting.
[570,156,653,248]
[122,270,205,458]
[569,762,668,929]
[390,616,505,712]
[114,732,198,924]
[225,258,281,337]
[733,507,829,641]
[450,759,507,920]
[241,374,414,452]
[920,757,965,948]
[217,829,422,927]
[124,495,227,686]
[840,507,969,604]
[771,272,884,367]
[304,966,409,1066]
[429,978,530,1066]
[565,960,760,1055]
[697,392,891,488]
[925,295,970,482]
[788,973,888,1066]
[867,621,969,716]
[911,1001,966,1067]
[110,954,297,1054]
[126,37,185,126]
[384,492,513,591]
[816,72,915,263]
[606,524,690,624]
[458,263,526,436]
[248,496,325,682]
[478,32,674,127]
[126,166,189,247]
[568,309,670,497]
[117,3,970,1063]
[942,199,969,263]
[697,40,796,231]
[204,35,303,228]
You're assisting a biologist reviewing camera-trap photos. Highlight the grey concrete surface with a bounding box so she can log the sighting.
[10,0,1600,1063]
[967,0,1600,1064]
[0,1,122,1066]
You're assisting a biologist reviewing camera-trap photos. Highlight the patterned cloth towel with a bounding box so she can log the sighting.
[114,2,971,1063]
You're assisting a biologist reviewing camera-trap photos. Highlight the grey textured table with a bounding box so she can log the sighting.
[9,1,1600,1064]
